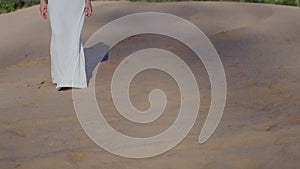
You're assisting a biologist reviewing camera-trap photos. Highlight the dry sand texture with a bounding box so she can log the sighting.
[0,1,300,169]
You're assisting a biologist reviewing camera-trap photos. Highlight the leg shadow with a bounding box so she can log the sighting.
[84,42,110,86]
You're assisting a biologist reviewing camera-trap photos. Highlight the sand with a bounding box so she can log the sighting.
[0,1,300,169]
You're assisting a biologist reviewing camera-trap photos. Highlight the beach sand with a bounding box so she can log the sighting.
[0,1,300,169]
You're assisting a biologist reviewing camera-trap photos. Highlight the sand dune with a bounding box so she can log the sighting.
[0,1,299,169]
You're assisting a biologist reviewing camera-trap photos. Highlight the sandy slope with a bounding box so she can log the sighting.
[0,1,300,169]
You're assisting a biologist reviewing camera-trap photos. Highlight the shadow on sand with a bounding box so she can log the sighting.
[84,42,110,86]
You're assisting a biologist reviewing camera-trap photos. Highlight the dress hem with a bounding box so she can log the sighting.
[56,84,87,89]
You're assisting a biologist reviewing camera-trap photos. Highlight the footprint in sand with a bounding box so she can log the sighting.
[8,127,34,138]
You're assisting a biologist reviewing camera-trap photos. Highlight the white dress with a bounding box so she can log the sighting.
[48,0,87,89]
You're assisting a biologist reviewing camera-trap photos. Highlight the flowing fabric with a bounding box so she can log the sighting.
[48,0,87,89]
